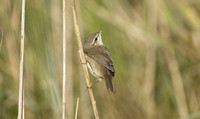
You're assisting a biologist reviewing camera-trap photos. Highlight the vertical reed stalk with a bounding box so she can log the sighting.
[71,0,100,119]
[18,0,26,119]
[75,98,80,119]
[62,0,66,118]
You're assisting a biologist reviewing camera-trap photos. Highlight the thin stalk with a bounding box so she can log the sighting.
[62,0,66,119]
[71,0,100,119]
[18,0,26,118]
[75,98,80,119]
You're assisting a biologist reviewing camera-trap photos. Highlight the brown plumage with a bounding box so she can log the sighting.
[83,29,116,93]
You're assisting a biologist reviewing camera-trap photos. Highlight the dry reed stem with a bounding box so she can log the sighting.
[18,0,26,118]
[62,0,67,118]
[75,98,80,119]
[80,78,92,119]
[23,89,24,119]
[71,0,100,119]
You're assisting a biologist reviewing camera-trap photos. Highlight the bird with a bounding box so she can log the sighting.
[83,28,116,93]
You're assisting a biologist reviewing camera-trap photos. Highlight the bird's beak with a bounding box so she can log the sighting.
[99,28,103,34]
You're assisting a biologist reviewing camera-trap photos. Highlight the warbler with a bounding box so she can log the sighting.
[83,28,116,93]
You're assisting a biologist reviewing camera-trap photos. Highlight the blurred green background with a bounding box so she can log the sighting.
[0,0,200,119]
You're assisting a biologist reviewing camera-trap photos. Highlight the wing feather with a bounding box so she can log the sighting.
[84,45,115,76]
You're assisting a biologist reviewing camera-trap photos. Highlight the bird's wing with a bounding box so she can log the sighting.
[84,45,115,76]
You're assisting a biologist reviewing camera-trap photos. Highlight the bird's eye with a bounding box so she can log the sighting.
[95,38,98,41]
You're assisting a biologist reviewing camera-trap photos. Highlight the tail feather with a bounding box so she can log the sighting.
[105,74,116,93]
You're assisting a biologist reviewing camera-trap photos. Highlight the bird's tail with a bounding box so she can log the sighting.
[105,74,116,93]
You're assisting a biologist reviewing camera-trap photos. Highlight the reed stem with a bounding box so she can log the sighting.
[71,0,100,119]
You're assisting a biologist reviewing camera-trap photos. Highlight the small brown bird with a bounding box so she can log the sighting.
[83,28,116,93]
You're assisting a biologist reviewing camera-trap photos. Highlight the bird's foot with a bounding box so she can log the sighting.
[87,78,102,89]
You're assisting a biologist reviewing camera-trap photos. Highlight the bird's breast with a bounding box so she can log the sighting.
[86,56,105,78]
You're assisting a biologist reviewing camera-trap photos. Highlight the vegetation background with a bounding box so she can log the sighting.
[0,0,200,119]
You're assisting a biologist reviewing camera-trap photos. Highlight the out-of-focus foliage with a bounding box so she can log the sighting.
[0,0,200,119]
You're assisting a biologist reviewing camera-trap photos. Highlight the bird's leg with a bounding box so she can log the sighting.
[80,59,87,64]
[87,78,102,89]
